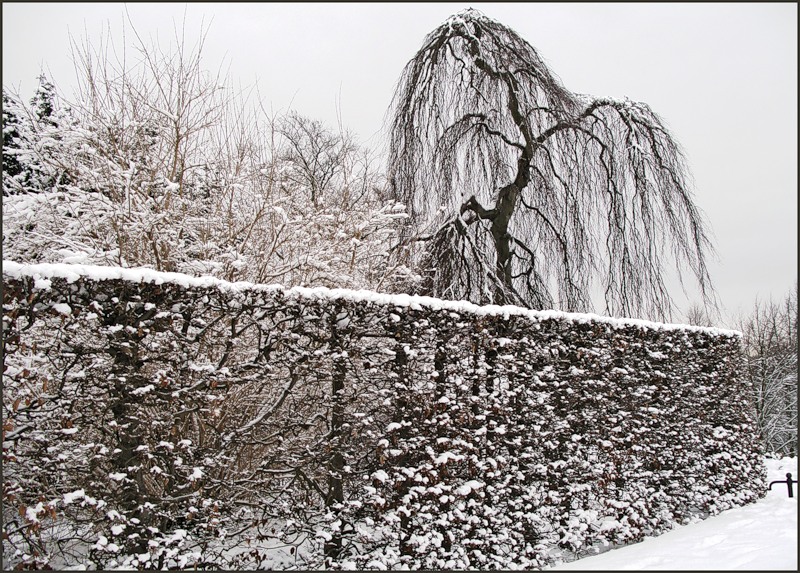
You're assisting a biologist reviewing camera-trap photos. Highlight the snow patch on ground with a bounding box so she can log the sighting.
[547,457,798,571]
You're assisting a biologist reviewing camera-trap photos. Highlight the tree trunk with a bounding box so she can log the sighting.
[324,358,345,562]
[490,181,521,305]
[325,318,347,563]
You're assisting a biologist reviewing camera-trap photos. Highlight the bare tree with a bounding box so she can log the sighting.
[277,113,357,208]
[388,9,715,319]
[737,285,798,457]
[684,303,716,327]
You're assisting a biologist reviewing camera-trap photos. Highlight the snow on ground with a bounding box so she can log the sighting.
[547,457,798,571]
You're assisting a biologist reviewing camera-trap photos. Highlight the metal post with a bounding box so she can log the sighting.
[768,472,798,497]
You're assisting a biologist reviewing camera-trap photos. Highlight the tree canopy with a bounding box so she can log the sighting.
[388,9,716,320]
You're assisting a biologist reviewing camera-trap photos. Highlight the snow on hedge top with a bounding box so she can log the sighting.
[2,260,739,337]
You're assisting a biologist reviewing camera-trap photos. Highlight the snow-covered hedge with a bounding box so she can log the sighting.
[2,261,766,569]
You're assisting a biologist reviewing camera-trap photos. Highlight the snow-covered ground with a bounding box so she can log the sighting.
[547,457,798,571]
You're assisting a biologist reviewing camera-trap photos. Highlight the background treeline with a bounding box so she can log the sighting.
[2,32,417,294]
[737,288,797,457]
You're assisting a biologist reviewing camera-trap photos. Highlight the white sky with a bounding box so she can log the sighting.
[2,2,797,324]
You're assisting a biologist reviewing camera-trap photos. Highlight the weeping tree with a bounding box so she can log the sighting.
[389,9,716,319]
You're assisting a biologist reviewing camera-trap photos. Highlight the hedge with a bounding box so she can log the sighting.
[2,261,765,569]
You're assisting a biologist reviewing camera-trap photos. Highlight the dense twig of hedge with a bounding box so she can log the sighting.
[2,263,765,569]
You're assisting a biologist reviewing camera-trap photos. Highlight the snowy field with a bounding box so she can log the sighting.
[547,457,798,571]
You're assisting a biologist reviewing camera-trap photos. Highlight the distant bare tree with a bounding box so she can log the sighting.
[684,303,716,327]
[388,9,716,319]
[737,286,798,457]
[277,113,357,208]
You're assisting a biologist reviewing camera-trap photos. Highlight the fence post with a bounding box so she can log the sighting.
[767,472,798,498]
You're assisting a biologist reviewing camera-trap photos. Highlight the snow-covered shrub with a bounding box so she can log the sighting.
[2,262,765,569]
[2,31,415,295]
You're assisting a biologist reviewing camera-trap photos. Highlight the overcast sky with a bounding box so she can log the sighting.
[2,2,797,324]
